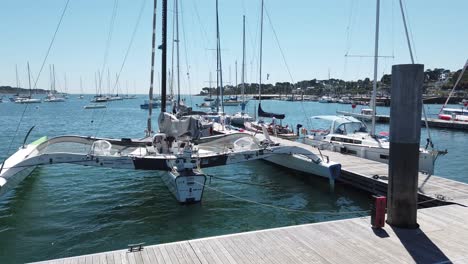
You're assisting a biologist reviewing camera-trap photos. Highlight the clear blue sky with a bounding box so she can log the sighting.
[0,0,467,94]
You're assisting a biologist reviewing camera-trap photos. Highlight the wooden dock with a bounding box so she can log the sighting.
[32,203,468,264]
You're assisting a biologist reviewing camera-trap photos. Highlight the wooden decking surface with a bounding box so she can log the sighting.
[264,134,468,207]
[32,204,468,264]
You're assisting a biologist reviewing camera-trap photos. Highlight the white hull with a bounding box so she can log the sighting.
[160,170,206,203]
[303,137,435,175]
[263,154,340,181]
[84,104,107,109]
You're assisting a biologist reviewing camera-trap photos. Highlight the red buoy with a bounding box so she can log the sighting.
[352,104,356,109]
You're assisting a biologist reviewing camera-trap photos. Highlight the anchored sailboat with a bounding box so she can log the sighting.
[303,0,443,175]
[244,0,295,139]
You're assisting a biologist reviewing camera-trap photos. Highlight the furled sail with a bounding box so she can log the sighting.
[258,103,285,119]
[158,112,203,139]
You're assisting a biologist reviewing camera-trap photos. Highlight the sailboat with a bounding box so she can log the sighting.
[44,65,66,102]
[78,77,84,99]
[85,72,107,109]
[231,16,254,127]
[438,59,468,122]
[1,0,336,203]
[243,0,296,139]
[302,0,442,175]
[14,63,41,104]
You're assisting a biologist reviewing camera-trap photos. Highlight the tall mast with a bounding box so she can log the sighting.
[258,0,264,104]
[175,0,181,106]
[147,0,158,136]
[370,0,380,136]
[209,72,212,98]
[49,65,53,93]
[235,61,237,96]
[27,62,32,97]
[170,0,175,101]
[241,15,246,105]
[53,65,56,94]
[215,0,219,113]
[161,0,168,112]
[216,0,224,113]
[15,64,20,89]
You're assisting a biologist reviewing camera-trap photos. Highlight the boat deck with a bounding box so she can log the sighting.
[337,111,468,130]
[32,204,468,264]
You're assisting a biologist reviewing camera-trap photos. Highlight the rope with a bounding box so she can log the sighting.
[32,0,71,91]
[92,0,146,138]
[179,0,193,106]
[206,174,278,188]
[2,0,70,172]
[199,182,370,216]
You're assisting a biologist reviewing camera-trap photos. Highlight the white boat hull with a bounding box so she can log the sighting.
[160,170,206,203]
[303,137,435,175]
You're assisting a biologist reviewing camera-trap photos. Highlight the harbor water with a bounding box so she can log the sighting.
[0,96,466,263]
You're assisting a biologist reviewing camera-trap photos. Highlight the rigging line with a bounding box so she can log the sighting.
[93,0,147,138]
[3,0,70,169]
[264,3,312,129]
[179,0,193,106]
[264,5,293,83]
[402,0,418,63]
[398,0,433,148]
[32,0,71,90]
[200,183,370,215]
[344,0,356,56]
[206,174,278,188]
[111,0,147,94]
[99,0,119,91]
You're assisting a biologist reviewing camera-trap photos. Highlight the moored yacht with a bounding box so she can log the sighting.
[302,115,439,175]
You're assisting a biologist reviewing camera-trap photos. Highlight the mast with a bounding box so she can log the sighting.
[27,62,32,98]
[235,60,237,97]
[53,65,56,94]
[175,0,181,106]
[398,0,433,147]
[258,0,264,104]
[241,15,246,105]
[209,72,212,98]
[161,0,168,112]
[216,0,224,113]
[370,0,380,136]
[49,65,53,93]
[147,0,158,136]
[80,76,83,95]
[440,59,468,112]
[15,64,20,89]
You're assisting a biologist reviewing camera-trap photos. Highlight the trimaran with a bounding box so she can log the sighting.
[0,0,340,204]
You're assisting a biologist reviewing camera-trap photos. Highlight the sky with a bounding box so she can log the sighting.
[0,0,467,95]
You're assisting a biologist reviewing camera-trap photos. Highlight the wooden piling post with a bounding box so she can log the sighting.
[387,64,424,228]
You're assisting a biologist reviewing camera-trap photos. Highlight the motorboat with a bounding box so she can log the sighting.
[302,115,440,175]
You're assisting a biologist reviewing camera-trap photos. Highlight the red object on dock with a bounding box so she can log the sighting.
[371,195,386,228]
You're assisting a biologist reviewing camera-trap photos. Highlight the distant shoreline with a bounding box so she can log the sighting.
[0,86,48,94]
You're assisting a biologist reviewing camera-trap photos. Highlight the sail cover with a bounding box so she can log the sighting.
[258,103,285,119]
[158,112,203,139]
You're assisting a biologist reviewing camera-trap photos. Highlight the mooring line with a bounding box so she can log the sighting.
[198,182,370,216]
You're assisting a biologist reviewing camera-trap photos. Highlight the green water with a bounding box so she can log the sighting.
[0,96,466,263]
